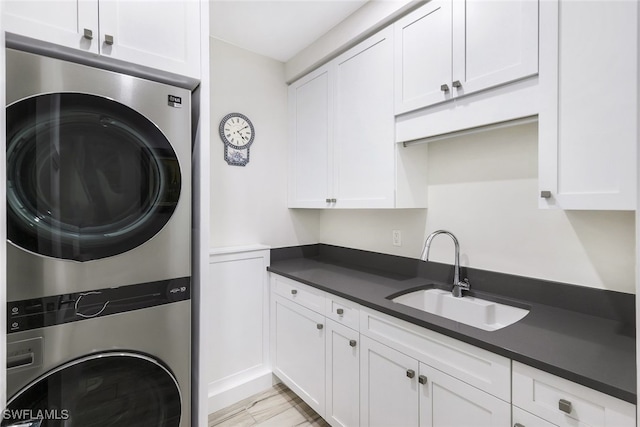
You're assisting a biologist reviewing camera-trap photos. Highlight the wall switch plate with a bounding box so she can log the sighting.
[392,230,402,246]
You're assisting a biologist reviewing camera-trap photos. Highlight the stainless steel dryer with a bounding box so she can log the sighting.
[5,48,191,301]
[4,278,191,427]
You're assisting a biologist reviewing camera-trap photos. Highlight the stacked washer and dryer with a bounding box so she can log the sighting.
[4,49,192,426]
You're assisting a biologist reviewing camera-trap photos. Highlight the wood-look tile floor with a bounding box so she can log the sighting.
[208,383,331,427]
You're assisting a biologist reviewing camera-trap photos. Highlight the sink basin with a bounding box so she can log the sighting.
[391,288,529,331]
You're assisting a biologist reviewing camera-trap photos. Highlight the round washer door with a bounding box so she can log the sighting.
[6,93,182,262]
[2,352,182,426]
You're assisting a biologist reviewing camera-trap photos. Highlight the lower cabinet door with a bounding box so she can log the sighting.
[272,295,326,417]
[418,362,511,427]
[325,320,359,427]
[360,336,419,427]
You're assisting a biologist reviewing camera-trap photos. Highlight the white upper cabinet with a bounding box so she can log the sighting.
[452,0,538,99]
[395,0,539,115]
[288,65,333,208]
[3,1,99,53]
[3,0,200,78]
[538,0,637,210]
[332,26,395,208]
[288,26,428,209]
[394,0,453,114]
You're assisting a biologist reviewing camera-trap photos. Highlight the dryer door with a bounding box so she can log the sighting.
[6,93,181,261]
[2,353,182,426]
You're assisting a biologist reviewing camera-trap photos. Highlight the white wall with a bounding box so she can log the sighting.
[209,38,319,249]
[319,123,636,294]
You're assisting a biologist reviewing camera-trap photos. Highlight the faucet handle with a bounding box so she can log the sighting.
[458,278,470,290]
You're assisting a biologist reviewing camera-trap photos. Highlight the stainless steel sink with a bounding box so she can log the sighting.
[391,288,529,331]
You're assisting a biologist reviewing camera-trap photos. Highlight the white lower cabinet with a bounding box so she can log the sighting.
[270,275,636,427]
[326,320,360,427]
[512,362,635,427]
[420,363,510,427]
[270,275,360,425]
[272,295,326,416]
[359,335,509,427]
[360,336,420,427]
[512,406,556,427]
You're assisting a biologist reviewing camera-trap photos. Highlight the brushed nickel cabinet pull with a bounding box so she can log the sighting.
[83,29,93,40]
[558,399,572,414]
[406,369,415,379]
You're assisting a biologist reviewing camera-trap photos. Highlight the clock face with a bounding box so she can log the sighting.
[219,113,254,150]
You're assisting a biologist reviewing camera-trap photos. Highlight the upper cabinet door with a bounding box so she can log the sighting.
[288,65,333,208]
[333,26,395,208]
[452,0,538,97]
[538,0,637,210]
[3,0,99,54]
[394,0,539,115]
[394,0,453,115]
[98,0,200,78]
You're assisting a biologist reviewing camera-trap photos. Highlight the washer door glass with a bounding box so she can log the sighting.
[6,93,181,261]
[2,353,181,427]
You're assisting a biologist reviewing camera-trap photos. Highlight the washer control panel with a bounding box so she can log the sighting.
[7,277,190,334]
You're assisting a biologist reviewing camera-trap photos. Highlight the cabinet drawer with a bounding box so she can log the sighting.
[512,406,556,427]
[360,307,510,401]
[272,275,326,314]
[512,362,635,427]
[325,294,359,330]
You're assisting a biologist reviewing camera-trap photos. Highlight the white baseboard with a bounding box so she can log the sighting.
[207,370,277,414]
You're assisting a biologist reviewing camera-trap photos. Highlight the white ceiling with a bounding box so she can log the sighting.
[209,0,369,62]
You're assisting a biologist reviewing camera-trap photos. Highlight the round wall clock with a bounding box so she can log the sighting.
[219,112,255,166]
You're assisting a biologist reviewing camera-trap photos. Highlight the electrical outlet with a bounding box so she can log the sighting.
[392,230,402,247]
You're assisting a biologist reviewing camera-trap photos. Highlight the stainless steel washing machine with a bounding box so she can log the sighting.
[5,48,191,302]
[4,278,190,427]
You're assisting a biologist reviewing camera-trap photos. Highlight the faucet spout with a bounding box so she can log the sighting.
[420,230,469,297]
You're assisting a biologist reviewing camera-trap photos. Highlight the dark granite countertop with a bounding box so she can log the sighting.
[268,246,636,404]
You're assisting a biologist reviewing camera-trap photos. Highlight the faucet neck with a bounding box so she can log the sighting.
[421,230,460,285]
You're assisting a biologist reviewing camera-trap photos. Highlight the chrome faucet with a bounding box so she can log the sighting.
[420,230,470,298]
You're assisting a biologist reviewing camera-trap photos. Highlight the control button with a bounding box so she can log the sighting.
[9,304,21,317]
